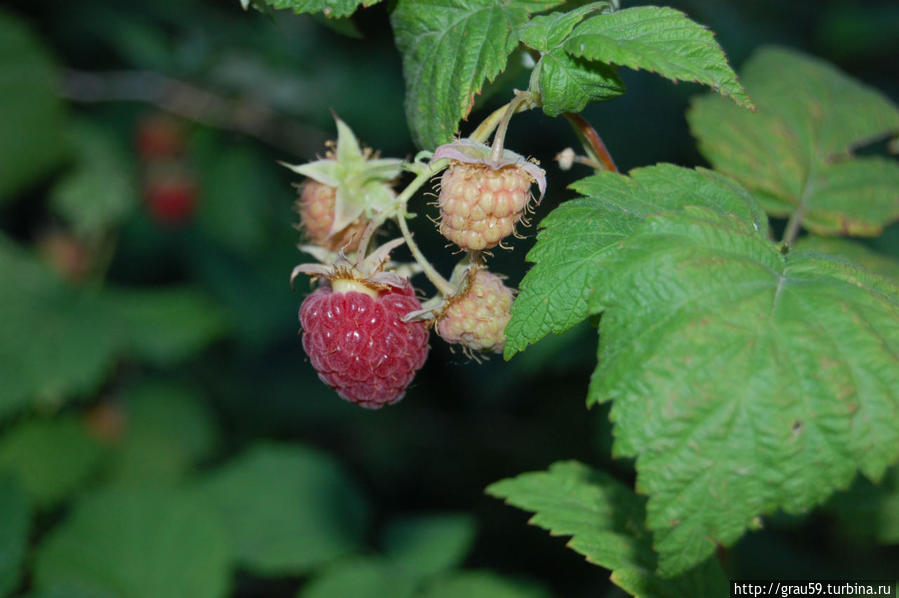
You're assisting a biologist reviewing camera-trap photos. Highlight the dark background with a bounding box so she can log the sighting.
[2,0,898,596]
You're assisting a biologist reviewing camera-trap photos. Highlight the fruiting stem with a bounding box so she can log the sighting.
[490,91,531,162]
[563,112,618,173]
[396,212,455,296]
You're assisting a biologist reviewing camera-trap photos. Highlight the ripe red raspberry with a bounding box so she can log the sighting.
[436,269,514,354]
[432,140,546,251]
[144,173,198,226]
[299,280,429,408]
[297,180,368,252]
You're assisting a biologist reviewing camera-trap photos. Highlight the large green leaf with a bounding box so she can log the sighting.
[505,164,767,356]
[197,443,368,576]
[0,10,66,203]
[34,487,230,598]
[0,238,119,418]
[49,122,137,239]
[487,461,728,598]
[508,164,899,575]
[564,6,752,108]
[107,383,219,485]
[108,286,229,365]
[391,0,564,149]
[0,475,29,597]
[382,514,477,579]
[688,46,899,236]
[794,236,899,283]
[0,417,103,510]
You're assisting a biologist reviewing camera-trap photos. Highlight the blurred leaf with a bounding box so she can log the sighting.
[34,487,230,598]
[688,46,899,236]
[0,237,119,417]
[0,475,29,597]
[794,236,899,282]
[299,557,416,598]
[108,383,218,485]
[391,0,564,149]
[0,416,103,510]
[0,9,66,203]
[49,122,138,239]
[487,461,728,597]
[564,6,752,108]
[251,0,380,18]
[25,588,117,598]
[418,571,550,598]
[198,443,368,576]
[382,514,477,580]
[828,466,899,544]
[108,286,229,365]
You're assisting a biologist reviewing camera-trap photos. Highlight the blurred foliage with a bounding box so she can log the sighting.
[0,0,897,597]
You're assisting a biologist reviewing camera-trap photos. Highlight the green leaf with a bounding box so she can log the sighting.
[505,164,767,356]
[49,122,137,239]
[0,9,66,203]
[509,164,899,575]
[108,286,229,365]
[518,2,610,52]
[34,487,230,598]
[688,46,899,236]
[418,571,550,598]
[391,0,564,149]
[198,443,368,576]
[0,417,103,510]
[0,237,119,417]
[107,383,219,485]
[298,557,416,598]
[249,0,380,19]
[564,6,752,108]
[794,236,899,283]
[487,461,728,598]
[0,475,29,597]
[382,514,477,579]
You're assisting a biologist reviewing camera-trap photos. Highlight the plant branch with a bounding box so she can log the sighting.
[563,112,618,173]
[396,212,454,296]
[782,176,815,248]
[490,91,531,161]
[60,68,327,158]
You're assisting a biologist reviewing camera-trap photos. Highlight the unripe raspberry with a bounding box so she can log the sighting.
[432,140,546,251]
[299,280,429,408]
[439,164,535,251]
[297,180,368,252]
[436,269,514,354]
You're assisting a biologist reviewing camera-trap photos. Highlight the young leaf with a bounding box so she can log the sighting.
[34,488,230,598]
[249,0,380,19]
[0,417,104,510]
[508,164,899,576]
[0,475,29,596]
[688,46,899,236]
[391,0,565,149]
[0,10,66,203]
[564,6,752,108]
[382,514,477,580]
[505,164,767,356]
[197,443,368,576]
[487,461,728,598]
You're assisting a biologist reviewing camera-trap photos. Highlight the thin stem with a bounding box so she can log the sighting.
[490,92,530,162]
[563,112,618,173]
[396,212,455,296]
[470,105,509,145]
[782,173,815,248]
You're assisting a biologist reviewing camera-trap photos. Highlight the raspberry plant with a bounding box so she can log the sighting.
[272,0,899,595]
